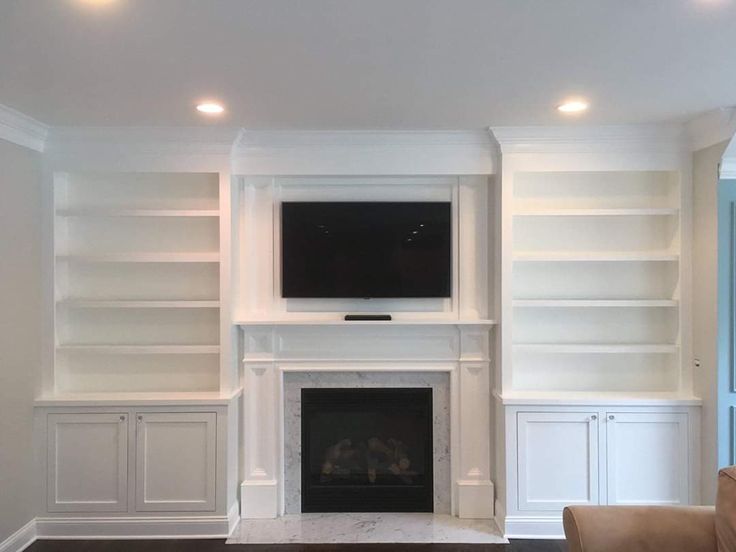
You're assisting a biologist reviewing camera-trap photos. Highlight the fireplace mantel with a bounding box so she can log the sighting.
[239,323,495,520]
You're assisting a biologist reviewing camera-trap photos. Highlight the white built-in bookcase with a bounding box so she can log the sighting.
[52,172,221,395]
[509,170,685,394]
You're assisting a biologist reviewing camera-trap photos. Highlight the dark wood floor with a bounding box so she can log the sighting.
[28,539,567,552]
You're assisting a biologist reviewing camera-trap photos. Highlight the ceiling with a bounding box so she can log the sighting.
[1,0,735,129]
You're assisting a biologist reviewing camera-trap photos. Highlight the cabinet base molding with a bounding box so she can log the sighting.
[0,518,36,552]
[34,513,234,539]
[498,515,564,539]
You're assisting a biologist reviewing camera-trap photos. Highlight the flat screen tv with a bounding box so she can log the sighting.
[281,202,451,298]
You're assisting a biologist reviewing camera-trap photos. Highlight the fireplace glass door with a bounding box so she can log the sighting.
[301,388,433,512]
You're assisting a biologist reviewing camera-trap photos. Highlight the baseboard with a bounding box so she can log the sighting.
[0,519,37,552]
[501,515,564,539]
[35,513,233,539]
[226,502,240,535]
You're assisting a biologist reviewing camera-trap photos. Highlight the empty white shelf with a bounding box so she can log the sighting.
[513,208,679,217]
[513,343,679,354]
[57,252,220,263]
[513,299,678,308]
[56,208,220,217]
[58,300,220,309]
[56,345,221,354]
[513,251,679,262]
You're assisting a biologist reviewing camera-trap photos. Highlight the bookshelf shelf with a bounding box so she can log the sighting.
[53,172,221,395]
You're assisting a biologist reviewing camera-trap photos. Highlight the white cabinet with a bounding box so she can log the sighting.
[508,406,696,525]
[45,409,221,515]
[135,411,217,512]
[605,412,689,505]
[517,412,599,511]
[47,412,129,512]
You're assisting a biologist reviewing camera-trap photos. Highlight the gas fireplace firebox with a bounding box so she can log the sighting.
[301,388,434,513]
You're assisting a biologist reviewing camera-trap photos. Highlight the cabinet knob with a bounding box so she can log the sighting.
[137,415,143,422]
[119,415,126,422]
[609,415,615,420]
[590,415,597,421]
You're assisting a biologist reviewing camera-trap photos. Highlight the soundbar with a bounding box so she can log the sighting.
[344,314,392,321]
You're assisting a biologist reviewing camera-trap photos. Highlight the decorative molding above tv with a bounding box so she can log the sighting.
[234,176,494,323]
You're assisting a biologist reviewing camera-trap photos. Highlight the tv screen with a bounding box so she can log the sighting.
[281,202,451,298]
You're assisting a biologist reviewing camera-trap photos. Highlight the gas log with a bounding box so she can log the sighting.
[320,436,416,484]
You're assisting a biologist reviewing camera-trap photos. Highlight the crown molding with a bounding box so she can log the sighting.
[46,126,240,155]
[0,103,49,152]
[490,124,688,155]
[45,126,241,171]
[686,107,736,152]
[231,130,496,175]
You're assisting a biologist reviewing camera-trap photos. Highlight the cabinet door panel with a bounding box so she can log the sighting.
[47,413,128,512]
[517,411,599,511]
[606,412,689,505]
[135,411,216,512]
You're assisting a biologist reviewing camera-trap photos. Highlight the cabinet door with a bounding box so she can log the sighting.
[517,411,599,511]
[47,412,129,512]
[606,412,689,505]
[135,411,216,512]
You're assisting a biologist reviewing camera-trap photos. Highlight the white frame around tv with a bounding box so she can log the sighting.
[234,175,493,323]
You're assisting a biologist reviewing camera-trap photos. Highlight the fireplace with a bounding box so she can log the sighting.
[301,388,434,513]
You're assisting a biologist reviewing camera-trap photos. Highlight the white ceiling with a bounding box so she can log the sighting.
[1,0,735,129]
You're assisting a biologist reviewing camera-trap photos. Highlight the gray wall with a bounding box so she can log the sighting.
[0,138,43,541]
[692,139,730,504]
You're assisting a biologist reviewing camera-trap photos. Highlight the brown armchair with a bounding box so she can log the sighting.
[563,467,736,552]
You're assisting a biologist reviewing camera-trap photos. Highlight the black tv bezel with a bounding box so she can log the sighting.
[280,201,452,299]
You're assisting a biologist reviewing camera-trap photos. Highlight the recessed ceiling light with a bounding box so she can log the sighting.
[196,102,225,115]
[558,100,589,114]
[78,0,118,5]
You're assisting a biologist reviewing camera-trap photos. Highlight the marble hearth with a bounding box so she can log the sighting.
[228,513,507,544]
[240,323,494,520]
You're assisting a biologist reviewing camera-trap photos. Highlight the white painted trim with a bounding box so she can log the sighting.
[231,130,496,175]
[45,127,239,172]
[226,501,240,536]
[721,158,736,180]
[0,103,48,152]
[0,519,37,552]
[686,107,736,152]
[34,514,233,539]
[501,515,564,539]
[491,124,687,155]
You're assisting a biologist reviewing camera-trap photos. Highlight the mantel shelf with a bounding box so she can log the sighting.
[235,318,498,327]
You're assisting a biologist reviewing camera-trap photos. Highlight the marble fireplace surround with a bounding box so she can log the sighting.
[240,323,494,520]
[283,371,451,514]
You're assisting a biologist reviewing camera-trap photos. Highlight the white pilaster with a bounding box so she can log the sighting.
[241,327,280,518]
[456,327,494,518]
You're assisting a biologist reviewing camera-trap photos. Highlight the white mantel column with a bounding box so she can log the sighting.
[455,327,494,518]
[241,328,280,518]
